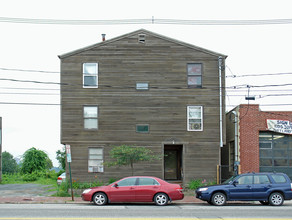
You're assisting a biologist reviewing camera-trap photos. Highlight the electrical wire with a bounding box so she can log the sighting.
[0,17,292,26]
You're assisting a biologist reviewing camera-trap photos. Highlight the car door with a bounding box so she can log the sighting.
[229,175,253,200]
[252,174,272,200]
[109,177,137,202]
[134,177,161,202]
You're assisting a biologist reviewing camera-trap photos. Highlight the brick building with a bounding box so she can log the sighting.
[223,104,292,179]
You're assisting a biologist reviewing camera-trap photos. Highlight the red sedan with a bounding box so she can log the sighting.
[81,176,184,206]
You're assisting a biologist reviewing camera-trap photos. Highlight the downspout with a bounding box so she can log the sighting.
[232,111,239,164]
[218,57,223,148]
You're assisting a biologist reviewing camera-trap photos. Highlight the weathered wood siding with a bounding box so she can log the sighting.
[60,30,226,184]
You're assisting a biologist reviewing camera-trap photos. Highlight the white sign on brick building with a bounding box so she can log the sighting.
[267,119,292,135]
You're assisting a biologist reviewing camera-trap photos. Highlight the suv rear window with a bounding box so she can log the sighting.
[271,174,287,183]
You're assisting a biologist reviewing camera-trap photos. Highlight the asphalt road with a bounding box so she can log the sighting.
[0,203,292,219]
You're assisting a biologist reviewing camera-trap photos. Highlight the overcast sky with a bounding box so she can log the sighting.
[0,0,291,166]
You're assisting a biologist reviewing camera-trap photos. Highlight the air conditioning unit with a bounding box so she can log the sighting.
[192,122,201,130]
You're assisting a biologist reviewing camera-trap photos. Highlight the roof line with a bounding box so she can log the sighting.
[58,29,227,59]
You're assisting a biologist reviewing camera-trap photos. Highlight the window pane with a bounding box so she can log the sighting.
[188,76,201,86]
[84,76,97,86]
[271,174,287,183]
[254,175,270,184]
[189,107,201,118]
[260,158,272,166]
[117,178,137,186]
[237,176,253,185]
[139,178,159,186]
[89,148,102,154]
[84,119,98,129]
[136,125,149,133]
[188,64,202,75]
[274,159,288,166]
[136,82,149,90]
[83,63,97,75]
[84,107,98,118]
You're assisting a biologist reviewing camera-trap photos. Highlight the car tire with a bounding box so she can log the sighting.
[211,192,226,206]
[259,201,269,205]
[154,193,169,206]
[269,192,284,206]
[207,201,214,205]
[93,192,108,206]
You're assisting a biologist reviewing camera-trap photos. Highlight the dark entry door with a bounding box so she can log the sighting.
[164,145,182,180]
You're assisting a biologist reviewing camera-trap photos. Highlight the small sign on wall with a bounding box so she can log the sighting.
[267,119,292,135]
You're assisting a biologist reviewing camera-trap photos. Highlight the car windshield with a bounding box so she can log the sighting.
[222,175,238,184]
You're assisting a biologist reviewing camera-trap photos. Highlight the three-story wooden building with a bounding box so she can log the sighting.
[59,29,227,184]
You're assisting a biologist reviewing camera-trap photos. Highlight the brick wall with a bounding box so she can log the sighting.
[238,104,292,173]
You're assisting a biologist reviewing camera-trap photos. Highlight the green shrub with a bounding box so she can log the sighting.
[22,173,38,182]
[188,179,216,190]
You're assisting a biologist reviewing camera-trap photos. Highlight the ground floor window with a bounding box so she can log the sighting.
[259,131,292,179]
[88,147,104,173]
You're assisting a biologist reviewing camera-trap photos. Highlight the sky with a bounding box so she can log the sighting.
[0,0,292,167]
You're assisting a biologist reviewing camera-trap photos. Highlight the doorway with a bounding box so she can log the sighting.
[164,145,183,180]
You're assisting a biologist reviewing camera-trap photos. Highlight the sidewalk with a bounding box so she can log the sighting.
[0,195,200,204]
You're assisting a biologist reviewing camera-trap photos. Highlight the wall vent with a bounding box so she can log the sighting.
[138,34,146,43]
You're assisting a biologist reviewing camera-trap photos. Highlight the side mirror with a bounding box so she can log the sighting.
[233,180,239,186]
[113,183,118,188]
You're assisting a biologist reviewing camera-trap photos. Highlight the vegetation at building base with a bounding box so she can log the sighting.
[187,179,217,190]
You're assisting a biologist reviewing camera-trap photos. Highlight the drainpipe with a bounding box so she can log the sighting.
[218,57,223,148]
[231,110,239,175]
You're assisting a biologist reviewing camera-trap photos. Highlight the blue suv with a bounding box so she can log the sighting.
[196,172,292,206]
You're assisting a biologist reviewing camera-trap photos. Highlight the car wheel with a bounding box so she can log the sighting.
[211,192,226,206]
[269,192,284,206]
[93,192,108,206]
[154,193,169,206]
[259,201,269,205]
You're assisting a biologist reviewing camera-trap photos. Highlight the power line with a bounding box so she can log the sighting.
[0,67,59,74]
[0,17,292,26]
[0,78,64,85]
[226,72,292,78]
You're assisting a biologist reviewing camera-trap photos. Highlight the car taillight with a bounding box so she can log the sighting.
[176,187,183,192]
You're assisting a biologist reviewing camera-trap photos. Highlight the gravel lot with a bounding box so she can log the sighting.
[0,184,56,197]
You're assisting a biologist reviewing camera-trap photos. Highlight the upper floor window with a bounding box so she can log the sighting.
[84,106,98,129]
[187,106,203,131]
[83,63,98,88]
[187,63,202,88]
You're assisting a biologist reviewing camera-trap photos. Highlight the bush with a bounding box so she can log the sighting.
[188,179,216,190]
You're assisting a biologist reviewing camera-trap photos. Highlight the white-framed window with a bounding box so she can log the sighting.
[136,82,149,90]
[187,63,202,88]
[83,63,98,88]
[187,106,203,131]
[88,147,104,173]
[84,106,98,129]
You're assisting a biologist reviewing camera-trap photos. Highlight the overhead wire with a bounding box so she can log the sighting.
[0,17,292,26]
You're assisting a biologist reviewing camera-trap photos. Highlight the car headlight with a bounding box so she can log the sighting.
[82,189,92,194]
[198,187,208,192]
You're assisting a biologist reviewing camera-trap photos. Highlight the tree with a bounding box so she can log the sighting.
[105,145,161,176]
[56,146,66,170]
[21,147,52,174]
[2,151,18,174]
